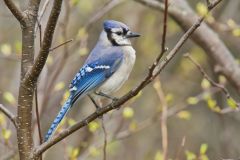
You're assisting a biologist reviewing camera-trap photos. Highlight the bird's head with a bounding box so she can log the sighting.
[100,20,140,46]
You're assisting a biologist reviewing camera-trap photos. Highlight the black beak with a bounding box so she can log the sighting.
[126,31,141,38]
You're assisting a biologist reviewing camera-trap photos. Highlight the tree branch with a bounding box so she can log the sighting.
[21,0,63,90]
[0,104,16,127]
[153,80,168,160]
[16,0,41,159]
[32,0,222,156]
[3,0,26,26]
[135,0,240,94]
[184,53,240,110]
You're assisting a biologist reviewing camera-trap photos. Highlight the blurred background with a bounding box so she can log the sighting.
[0,0,240,159]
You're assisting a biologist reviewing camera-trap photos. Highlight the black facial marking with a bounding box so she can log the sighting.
[116,31,122,35]
[123,28,129,35]
[106,31,120,46]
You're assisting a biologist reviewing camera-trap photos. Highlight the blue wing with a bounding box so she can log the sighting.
[45,51,123,141]
[69,52,123,104]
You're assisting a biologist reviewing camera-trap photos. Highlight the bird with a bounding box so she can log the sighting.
[45,20,140,141]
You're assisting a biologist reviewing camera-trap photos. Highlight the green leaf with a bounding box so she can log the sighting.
[89,146,100,157]
[0,113,6,126]
[200,154,209,160]
[166,93,174,104]
[201,78,211,89]
[227,19,237,28]
[78,47,88,56]
[218,75,226,84]
[177,111,191,120]
[77,27,87,38]
[154,151,163,160]
[2,128,12,140]
[68,118,76,127]
[3,92,16,105]
[14,40,22,55]
[187,97,199,105]
[88,121,100,133]
[207,98,217,109]
[232,28,240,37]
[200,143,208,154]
[70,0,80,6]
[129,121,137,132]
[0,43,12,56]
[185,150,197,160]
[46,55,53,66]
[196,2,208,16]
[54,81,65,91]
[227,98,238,109]
[67,146,80,160]
[123,107,134,119]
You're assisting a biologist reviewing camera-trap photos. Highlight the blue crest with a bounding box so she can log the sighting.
[103,20,129,32]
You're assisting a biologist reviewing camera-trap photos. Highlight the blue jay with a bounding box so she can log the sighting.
[45,20,140,141]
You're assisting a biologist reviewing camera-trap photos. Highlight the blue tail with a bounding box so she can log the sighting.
[45,96,73,141]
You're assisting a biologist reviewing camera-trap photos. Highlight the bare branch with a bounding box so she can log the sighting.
[35,88,43,144]
[135,0,240,94]
[161,0,168,53]
[49,39,73,52]
[3,0,26,26]
[184,53,240,111]
[38,0,51,22]
[21,0,63,89]
[0,104,16,127]
[184,53,230,98]
[153,80,168,160]
[35,0,51,35]
[32,0,222,156]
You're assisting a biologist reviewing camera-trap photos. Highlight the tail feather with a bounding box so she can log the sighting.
[45,96,72,141]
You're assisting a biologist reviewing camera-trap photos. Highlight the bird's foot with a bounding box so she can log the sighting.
[95,91,119,102]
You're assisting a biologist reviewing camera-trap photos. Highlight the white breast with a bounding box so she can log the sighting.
[97,46,136,94]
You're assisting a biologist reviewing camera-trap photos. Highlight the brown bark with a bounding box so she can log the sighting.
[16,1,40,158]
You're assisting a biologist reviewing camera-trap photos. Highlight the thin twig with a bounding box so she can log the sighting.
[35,17,43,160]
[36,19,42,47]
[0,104,16,127]
[101,117,107,160]
[153,80,168,160]
[184,53,240,111]
[35,0,51,34]
[184,53,230,98]
[79,88,221,160]
[159,1,169,158]
[49,39,73,52]
[39,0,51,22]
[135,0,240,94]
[161,0,168,55]
[3,0,26,26]
[35,88,43,144]
[32,0,222,156]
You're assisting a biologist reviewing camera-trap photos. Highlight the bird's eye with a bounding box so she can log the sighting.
[116,31,122,35]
